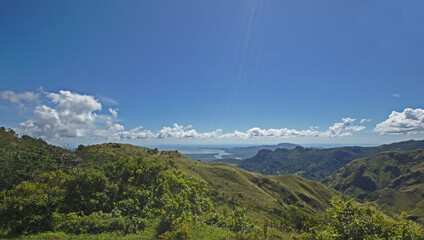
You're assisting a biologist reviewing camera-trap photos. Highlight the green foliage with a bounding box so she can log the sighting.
[236,140,424,180]
[226,208,254,233]
[324,149,424,223]
[276,204,320,233]
[0,181,60,234]
[0,149,216,238]
[0,142,56,190]
[314,196,424,239]
[61,168,117,215]
[0,128,79,191]
[54,211,136,234]
[4,130,422,239]
[105,157,163,192]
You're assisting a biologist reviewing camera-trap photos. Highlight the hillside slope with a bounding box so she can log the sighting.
[323,149,424,223]
[0,127,80,190]
[78,143,337,216]
[2,130,422,238]
[232,140,424,180]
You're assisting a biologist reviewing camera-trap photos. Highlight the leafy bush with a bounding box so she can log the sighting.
[314,196,424,239]
[54,211,136,234]
[60,168,118,215]
[226,208,254,233]
[276,204,320,233]
[0,181,60,234]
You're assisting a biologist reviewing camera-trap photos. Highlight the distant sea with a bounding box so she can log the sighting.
[144,144,249,160]
[144,143,379,161]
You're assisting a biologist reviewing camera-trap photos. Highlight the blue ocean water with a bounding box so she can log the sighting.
[144,143,379,161]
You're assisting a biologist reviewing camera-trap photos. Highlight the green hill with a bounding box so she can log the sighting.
[78,143,337,216]
[2,129,423,239]
[230,140,424,180]
[0,127,80,190]
[323,149,424,223]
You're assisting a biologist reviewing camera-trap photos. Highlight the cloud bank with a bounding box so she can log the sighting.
[374,108,424,134]
[2,89,368,141]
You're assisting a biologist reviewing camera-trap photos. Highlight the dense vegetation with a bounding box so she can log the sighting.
[227,140,424,180]
[324,149,424,223]
[1,128,423,239]
[0,128,214,238]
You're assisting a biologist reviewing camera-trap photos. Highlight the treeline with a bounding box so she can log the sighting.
[1,128,423,239]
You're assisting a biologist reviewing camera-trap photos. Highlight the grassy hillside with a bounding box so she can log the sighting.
[323,149,424,223]
[229,140,424,180]
[80,143,337,216]
[2,130,422,239]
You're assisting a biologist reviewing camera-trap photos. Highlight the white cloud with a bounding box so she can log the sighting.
[323,118,365,137]
[0,90,39,110]
[156,123,223,139]
[94,125,154,140]
[219,118,365,139]
[97,95,119,106]
[18,90,102,139]
[360,118,372,124]
[374,108,424,134]
[392,93,401,98]
[109,108,118,118]
[7,89,366,141]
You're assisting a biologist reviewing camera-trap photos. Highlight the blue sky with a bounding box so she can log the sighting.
[1,0,424,146]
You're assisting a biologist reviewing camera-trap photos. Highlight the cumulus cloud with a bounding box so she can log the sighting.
[94,125,154,140]
[93,108,155,140]
[156,124,222,139]
[218,118,365,139]
[323,118,365,137]
[392,93,401,98]
[18,90,102,139]
[7,89,366,141]
[0,90,39,110]
[220,127,319,138]
[374,108,424,134]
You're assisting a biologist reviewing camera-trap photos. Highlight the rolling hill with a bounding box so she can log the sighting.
[323,149,424,223]
[2,128,423,238]
[0,127,337,219]
[229,140,424,180]
[77,143,337,216]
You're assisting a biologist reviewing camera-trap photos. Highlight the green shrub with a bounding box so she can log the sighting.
[54,211,136,234]
[315,196,424,239]
[276,205,320,233]
[0,181,60,235]
[61,168,118,215]
[226,208,254,233]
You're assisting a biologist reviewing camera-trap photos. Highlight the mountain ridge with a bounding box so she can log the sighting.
[323,149,424,223]
[222,139,424,180]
